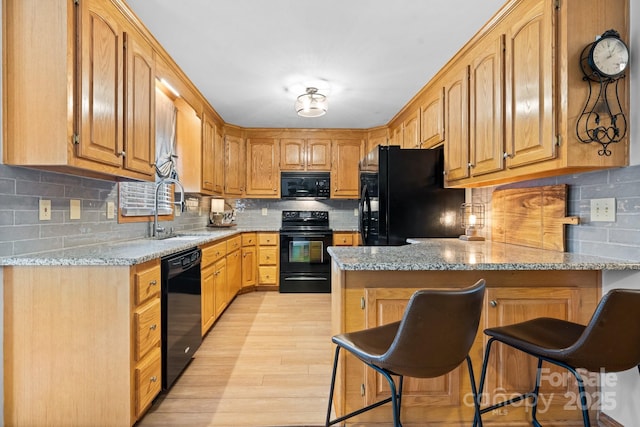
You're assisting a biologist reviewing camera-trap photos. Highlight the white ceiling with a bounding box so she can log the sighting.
[125,0,506,129]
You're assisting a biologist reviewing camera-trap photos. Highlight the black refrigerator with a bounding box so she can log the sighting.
[359,145,465,246]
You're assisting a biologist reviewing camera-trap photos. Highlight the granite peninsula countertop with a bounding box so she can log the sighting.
[327,238,640,271]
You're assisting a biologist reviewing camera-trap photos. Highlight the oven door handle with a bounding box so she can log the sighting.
[281,232,331,238]
[282,276,329,281]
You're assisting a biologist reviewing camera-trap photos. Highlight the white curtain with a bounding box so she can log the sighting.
[155,88,177,180]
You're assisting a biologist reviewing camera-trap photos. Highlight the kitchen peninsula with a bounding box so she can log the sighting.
[327,239,640,426]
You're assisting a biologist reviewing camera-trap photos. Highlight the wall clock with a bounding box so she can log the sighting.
[576,29,629,156]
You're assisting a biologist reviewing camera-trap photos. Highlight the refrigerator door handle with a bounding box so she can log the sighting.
[359,184,371,245]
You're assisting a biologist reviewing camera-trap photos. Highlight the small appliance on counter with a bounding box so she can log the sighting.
[359,145,465,246]
[279,210,332,293]
[208,198,236,228]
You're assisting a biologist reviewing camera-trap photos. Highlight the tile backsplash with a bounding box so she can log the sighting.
[3,162,640,259]
[0,164,359,257]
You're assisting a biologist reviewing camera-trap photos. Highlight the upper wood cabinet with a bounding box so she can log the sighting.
[174,97,204,193]
[420,87,445,149]
[246,138,280,197]
[224,134,245,196]
[442,61,470,182]
[201,114,216,194]
[331,139,364,198]
[401,109,421,149]
[280,138,331,171]
[213,124,225,194]
[3,0,157,181]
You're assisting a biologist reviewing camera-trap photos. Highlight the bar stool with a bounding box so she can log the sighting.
[325,279,486,427]
[475,288,640,427]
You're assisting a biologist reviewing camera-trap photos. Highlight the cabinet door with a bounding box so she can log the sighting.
[469,33,505,177]
[124,31,155,176]
[280,138,306,170]
[331,139,363,198]
[241,246,257,287]
[402,110,420,149]
[77,0,124,167]
[201,115,215,193]
[225,135,245,196]
[421,87,445,149]
[213,126,225,194]
[504,0,555,168]
[306,139,332,170]
[227,249,242,300]
[365,288,461,407]
[213,258,228,319]
[246,138,279,197]
[201,265,215,335]
[443,63,470,182]
[484,287,583,415]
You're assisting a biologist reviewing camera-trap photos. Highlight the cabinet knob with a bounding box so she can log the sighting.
[503,152,513,159]
[150,376,158,383]
[118,151,125,157]
[150,324,157,330]
[149,280,157,286]
[490,300,498,307]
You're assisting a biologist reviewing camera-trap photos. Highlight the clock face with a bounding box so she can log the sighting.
[591,36,629,77]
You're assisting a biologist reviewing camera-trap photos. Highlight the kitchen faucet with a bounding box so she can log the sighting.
[152,178,185,238]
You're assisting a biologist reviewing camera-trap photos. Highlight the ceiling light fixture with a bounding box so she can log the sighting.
[295,87,328,118]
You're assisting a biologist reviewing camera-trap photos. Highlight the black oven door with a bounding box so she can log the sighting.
[279,231,332,293]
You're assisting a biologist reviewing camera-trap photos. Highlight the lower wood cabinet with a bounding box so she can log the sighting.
[257,232,279,290]
[241,233,258,288]
[331,269,599,426]
[3,258,163,426]
[333,231,360,246]
[200,239,227,335]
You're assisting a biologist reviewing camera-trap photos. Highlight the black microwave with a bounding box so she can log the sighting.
[281,172,331,199]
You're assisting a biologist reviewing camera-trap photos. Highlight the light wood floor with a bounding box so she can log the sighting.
[137,291,333,427]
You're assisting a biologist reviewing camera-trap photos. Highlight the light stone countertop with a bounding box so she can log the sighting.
[326,238,640,271]
[0,228,254,266]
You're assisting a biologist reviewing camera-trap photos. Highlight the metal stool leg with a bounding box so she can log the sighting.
[325,346,341,426]
[531,358,544,427]
[466,355,483,427]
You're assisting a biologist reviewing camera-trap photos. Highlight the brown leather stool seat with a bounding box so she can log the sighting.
[475,288,640,427]
[325,279,486,427]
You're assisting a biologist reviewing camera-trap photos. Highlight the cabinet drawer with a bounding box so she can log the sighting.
[202,241,227,267]
[333,232,354,246]
[134,262,160,305]
[242,232,257,246]
[258,266,278,284]
[134,298,161,361]
[259,247,278,265]
[226,235,242,252]
[135,347,161,417]
[258,233,278,246]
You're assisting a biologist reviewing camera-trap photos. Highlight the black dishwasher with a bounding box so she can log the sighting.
[161,247,202,390]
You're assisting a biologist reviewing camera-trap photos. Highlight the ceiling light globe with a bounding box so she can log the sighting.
[295,87,328,117]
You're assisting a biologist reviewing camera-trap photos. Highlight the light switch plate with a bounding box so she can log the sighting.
[39,199,51,221]
[106,202,115,219]
[262,208,268,216]
[590,198,616,222]
[354,208,359,216]
[70,199,81,220]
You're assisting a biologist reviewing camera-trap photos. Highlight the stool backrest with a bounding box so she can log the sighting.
[379,279,486,378]
[566,288,640,372]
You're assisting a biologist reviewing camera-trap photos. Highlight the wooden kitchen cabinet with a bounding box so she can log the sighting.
[201,112,224,195]
[442,60,470,182]
[333,231,360,246]
[401,109,421,149]
[4,0,156,181]
[257,232,279,290]
[441,0,629,187]
[201,240,227,334]
[245,137,280,197]
[224,132,246,196]
[226,235,242,301]
[3,258,163,426]
[241,233,258,288]
[280,138,332,171]
[420,86,445,149]
[331,139,364,198]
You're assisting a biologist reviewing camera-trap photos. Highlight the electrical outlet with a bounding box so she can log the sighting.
[106,202,115,219]
[354,208,359,216]
[39,200,51,221]
[70,199,81,220]
[590,198,616,222]
[261,207,268,216]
